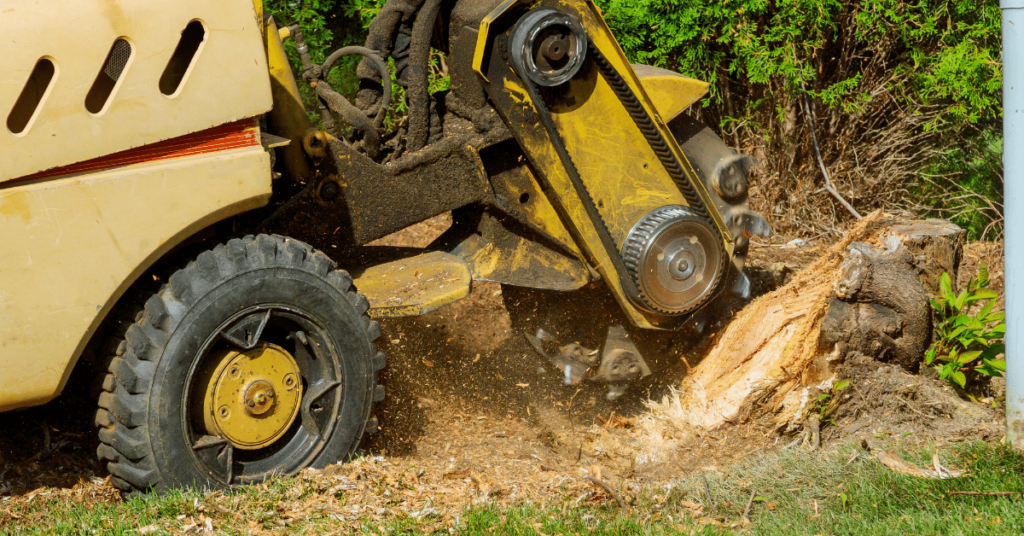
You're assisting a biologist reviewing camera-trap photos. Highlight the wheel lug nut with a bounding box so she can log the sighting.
[267,390,275,398]
[247,400,256,408]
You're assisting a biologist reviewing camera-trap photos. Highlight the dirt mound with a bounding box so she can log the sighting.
[834,352,1003,444]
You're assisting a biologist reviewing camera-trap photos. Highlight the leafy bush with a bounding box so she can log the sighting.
[925,264,1005,390]
[595,0,1002,237]
[266,0,447,132]
[264,0,368,125]
[264,1,1003,236]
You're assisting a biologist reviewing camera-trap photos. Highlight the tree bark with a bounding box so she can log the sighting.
[885,219,966,294]
[821,241,932,371]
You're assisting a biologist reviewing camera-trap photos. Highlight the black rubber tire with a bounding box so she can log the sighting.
[95,234,386,494]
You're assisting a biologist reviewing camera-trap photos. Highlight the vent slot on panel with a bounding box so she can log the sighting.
[6,58,57,135]
[86,38,133,114]
[159,20,207,97]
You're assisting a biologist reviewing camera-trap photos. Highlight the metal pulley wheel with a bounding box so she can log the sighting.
[509,8,588,87]
[622,206,725,315]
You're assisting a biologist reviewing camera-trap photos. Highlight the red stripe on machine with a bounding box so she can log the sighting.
[11,120,261,183]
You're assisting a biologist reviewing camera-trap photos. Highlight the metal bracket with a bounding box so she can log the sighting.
[593,325,652,383]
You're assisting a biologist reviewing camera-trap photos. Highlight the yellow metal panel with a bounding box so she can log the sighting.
[501,163,582,255]
[354,252,472,319]
[252,0,264,27]
[265,17,313,182]
[473,0,734,329]
[575,1,731,242]
[456,233,590,290]
[633,64,709,122]
[0,0,273,182]
[0,147,272,412]
[550,68,684,243]
[496,77,653,327]
[473,0,522,82]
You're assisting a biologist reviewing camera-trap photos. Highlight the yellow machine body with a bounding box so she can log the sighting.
[0,0,763,418]
[0,0,275,411]
[471,0,732,329]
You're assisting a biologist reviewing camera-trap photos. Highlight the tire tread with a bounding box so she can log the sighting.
[96,234,385,494]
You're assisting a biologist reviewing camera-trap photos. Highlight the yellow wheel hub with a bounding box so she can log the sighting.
[203,343,303,450]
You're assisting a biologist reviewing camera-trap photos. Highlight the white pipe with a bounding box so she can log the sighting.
[1003,0,1024,448]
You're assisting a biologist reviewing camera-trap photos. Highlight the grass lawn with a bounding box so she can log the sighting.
[2,440,1022,535]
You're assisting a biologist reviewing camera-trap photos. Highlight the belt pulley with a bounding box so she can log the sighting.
[508,8,727,317]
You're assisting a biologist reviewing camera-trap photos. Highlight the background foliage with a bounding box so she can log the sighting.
[265,0,1003,239]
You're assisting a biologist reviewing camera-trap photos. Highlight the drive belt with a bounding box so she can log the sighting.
[511,29,727,315]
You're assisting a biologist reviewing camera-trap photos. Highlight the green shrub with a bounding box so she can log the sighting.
[925,264,1005,390]
[595,0,1002,235]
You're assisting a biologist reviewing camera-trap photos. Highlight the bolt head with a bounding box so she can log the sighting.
[320,181,340,201]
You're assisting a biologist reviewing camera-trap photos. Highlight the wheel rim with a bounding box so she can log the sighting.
[183,306,345,485]
[202,343,304,450]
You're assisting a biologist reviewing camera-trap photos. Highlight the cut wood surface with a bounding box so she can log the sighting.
[647,212,963,435]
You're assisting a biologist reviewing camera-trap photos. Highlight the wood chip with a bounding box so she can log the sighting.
[876,450,964,479]
[585,476,626,509]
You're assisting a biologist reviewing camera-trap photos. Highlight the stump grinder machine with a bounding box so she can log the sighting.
[0,0,769,492]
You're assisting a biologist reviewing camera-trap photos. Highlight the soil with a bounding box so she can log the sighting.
[0,217,1007,520]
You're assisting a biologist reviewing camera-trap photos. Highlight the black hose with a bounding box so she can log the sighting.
[323,47,392,129]
[356,0,426,114]
[315,82,381,160]
[405,0,443,152]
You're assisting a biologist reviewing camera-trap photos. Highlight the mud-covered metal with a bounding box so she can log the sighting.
[509,8,588,87]
[711,155,750,202]
[631,64,709,123]
[593,325,651,383]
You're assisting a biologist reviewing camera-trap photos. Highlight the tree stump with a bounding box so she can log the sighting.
[821,241,931,372]
[643,212,963,436]
[886,218,966,294]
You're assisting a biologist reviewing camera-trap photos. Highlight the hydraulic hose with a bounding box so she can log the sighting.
[406,0,443,152]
